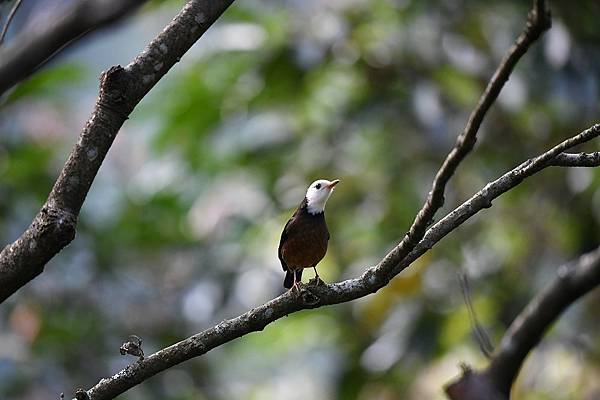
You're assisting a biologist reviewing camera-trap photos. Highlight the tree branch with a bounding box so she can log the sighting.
[80,124,599,399]
[445,246,600,400]
[391,124,600,277]
[0,0,149,96]
[0,0,23,45]
[371,0,551,284]
[551,151,600,167]
[0,0,235,303]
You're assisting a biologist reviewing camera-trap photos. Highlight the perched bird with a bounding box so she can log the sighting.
[278,179,340,290]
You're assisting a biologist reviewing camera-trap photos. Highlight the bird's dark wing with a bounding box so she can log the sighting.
[278,198,308,272]
[278,213,296,272]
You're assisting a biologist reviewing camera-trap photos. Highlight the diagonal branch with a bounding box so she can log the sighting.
[0,0,236,303]
[391,124,600,277]
[445,246,600,400]
[372,0,551,283]
[80,124,599,400]
[0,0,149,96]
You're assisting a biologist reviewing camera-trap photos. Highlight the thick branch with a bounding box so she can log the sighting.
[81,124,599,400]
[0,0,235,303]
[0,0,148,96]
[445,246,600,400]
[372,0,551,283]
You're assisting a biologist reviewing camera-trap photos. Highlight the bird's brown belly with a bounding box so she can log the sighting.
[281,231,328,269]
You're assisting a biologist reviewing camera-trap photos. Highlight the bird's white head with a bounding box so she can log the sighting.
[305,179,340,215]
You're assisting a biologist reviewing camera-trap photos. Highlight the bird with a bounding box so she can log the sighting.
[278,179,339,290]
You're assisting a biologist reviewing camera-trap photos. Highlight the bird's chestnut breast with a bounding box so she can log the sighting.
[281,220,329,269]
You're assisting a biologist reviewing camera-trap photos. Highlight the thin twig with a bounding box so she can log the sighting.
[0,0,23,45]
[393,124,600,279]
[372,0,551,284]
[446,246,600,400]
[459,272,494,359]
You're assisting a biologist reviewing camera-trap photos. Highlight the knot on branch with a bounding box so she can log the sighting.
[120,335,145,361]
[74,389,90,400]
[38,204,77,248]
[97,65,133,120]
[299,286,321,306]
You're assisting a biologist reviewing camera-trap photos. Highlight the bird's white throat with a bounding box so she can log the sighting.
[306,196,329,215]
[305,179,338,215]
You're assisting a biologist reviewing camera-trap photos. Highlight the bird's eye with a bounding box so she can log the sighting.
[315,183,322,190]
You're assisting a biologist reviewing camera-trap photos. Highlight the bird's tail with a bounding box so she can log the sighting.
[283,269,303,289]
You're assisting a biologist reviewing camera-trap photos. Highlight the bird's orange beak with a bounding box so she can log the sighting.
[327,179,340,189]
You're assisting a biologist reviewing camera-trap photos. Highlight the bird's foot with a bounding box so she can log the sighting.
[288,281,320,305]
[311,267,325,286]
[310,275,325,286]
[290,281,302,293]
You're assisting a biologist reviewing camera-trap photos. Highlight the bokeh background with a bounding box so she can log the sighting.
[1,0,600,399]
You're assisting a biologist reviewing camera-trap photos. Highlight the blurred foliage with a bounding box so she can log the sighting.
[1,0,600,399]
[4,64,86,106]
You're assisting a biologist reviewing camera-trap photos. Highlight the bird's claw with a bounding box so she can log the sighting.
[310,276,324,286]
[290,281,302,293]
